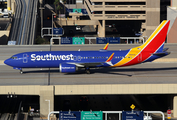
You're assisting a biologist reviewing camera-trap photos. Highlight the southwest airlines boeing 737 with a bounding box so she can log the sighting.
[4,20,170,74]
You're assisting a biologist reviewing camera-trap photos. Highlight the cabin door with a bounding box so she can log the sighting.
[137,53,142,62]
[23,54,28,63]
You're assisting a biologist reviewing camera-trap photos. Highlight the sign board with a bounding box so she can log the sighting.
[66,9,73,14]
[96,37,107,44]
[81,9,88,14]
[8,41,16,45]
[130,104,135,110]
[167,109,171,119]
[53,28,63,35]
[107,37,120,44]
[59,111,80,120]
[73,37,85,45]
[135,33,142,36]
[81,111,103,120]
[122,111,144,120]
[73,9,81,13]
[167,109,171,114]
[61,37,72,44]
[167,114,171,119]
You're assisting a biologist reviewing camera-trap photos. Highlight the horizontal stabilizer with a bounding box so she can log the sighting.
[153,52,170,56]
[163,48,169,52]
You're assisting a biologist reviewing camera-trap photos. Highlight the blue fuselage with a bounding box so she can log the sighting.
[5,50,130,68]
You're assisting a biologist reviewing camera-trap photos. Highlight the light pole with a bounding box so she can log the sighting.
[49,14,56,85]
[45,100,50,114]
[52,13,56,40]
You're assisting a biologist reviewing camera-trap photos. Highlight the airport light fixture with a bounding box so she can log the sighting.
[45,99,50,114]
[7,92,17,98]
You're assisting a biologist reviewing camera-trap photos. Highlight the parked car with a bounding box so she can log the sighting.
[76,26,81,31]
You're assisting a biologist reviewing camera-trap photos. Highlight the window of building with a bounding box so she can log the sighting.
[105,2,146,5]
[66,0,76,4]
[105,11,146,14]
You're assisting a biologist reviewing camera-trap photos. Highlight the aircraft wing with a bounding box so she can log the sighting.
[67,62,104,67]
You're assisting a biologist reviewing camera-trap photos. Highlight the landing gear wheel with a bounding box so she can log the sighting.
[86,69,90,74]
[20,70,23,74]
[85,67,90,74]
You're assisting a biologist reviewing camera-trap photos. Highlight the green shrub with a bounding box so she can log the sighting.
[35,36,45,44]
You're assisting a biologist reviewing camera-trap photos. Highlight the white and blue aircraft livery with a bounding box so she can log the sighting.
[4,20,170,74]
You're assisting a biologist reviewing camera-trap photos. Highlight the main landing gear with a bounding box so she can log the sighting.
[85,67,90,74]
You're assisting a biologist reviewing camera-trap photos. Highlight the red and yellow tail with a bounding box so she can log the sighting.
[136,20,170,52]
[113,20,170,67]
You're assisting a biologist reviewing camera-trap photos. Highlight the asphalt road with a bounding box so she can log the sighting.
[0,44,177,86]
[0,62,177,85]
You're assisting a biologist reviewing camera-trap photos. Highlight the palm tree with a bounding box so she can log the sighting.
[57,5,63,27]
[54,0,58,14]
[54,0,63,27]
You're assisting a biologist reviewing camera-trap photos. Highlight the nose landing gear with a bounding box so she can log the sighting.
[20,70,23,74]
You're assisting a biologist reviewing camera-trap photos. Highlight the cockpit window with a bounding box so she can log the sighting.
[10,56,18,59]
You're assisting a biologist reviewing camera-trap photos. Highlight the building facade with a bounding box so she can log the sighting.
[42,0,170,40]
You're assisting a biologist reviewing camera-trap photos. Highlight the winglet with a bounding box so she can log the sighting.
[106,53,114,62]
[103,43,109,50]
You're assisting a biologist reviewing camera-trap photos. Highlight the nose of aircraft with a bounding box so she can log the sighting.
[4,59,11,66]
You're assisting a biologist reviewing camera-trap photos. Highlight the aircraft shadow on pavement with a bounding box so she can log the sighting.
[22,67,177,77]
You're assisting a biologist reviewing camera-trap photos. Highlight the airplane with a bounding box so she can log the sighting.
[4,20,170,74]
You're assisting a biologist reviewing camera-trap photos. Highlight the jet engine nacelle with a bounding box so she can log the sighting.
[59,63,78,73]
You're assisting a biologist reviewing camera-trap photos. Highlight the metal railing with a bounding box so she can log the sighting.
[103,111,165,120]
[47,111,165,120]
[48,37,146,45]
[41,28,64,38]
[120,37,145,44]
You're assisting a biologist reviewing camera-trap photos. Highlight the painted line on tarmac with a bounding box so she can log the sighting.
[0,60,5,65]
[153,58,177,63]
